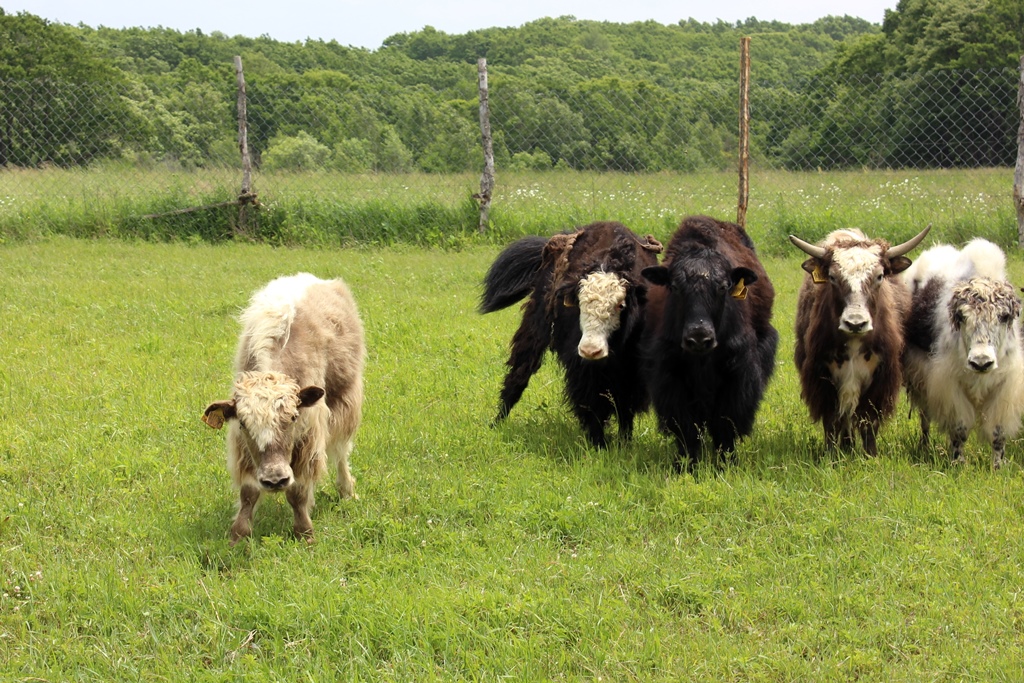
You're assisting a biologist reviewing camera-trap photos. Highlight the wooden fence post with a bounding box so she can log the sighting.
[235,55,257,236]
[1015,54,1024,247]
[737,37,751,229]
[477,57,495,235]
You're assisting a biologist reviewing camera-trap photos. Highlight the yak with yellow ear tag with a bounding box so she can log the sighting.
[641,215,778,471]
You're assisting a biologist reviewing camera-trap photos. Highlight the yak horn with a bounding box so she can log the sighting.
[885,224,931,258]
[788,234,826,260]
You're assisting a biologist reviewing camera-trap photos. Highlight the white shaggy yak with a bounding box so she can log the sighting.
[902,239,1024,468]
[203,273,365,542]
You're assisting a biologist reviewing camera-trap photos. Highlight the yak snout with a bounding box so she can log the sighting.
[839,307,873,335]
[682,322,717,354]
[967,347,997,373]
[578,337,609,360]
[257,457,294,491]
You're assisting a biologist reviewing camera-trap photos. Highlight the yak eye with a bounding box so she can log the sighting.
[291,414,299,422]
[876,273,884,283]
[953,311,966,325]
[563,294,575,308]
[999,313,1012,325]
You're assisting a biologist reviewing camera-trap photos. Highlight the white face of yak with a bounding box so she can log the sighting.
[203,371,324,491]
[576,271,628,361]
[950,278,1021,374]
[830,244,886,335]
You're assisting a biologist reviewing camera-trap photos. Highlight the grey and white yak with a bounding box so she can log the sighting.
[902,239,1024,468]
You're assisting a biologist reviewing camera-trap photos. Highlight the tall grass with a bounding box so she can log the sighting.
[1,238,1024,679]
[0,166,1016,251]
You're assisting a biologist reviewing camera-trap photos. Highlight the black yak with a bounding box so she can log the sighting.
[641,215,778,469]
[480,221,662,447]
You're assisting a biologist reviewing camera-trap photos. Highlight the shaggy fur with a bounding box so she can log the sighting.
[480,221,662,447]
[641,215,779,469]
[902,240,1024,468]
[792,229,916,455]
[203,273,365,543]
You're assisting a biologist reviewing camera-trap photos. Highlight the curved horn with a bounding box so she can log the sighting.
[886,224,931,258]
[788,234,826,260]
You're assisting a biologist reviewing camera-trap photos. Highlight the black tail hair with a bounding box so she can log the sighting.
[480,236,549,313]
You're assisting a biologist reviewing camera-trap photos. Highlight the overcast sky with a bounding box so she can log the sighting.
[4,1,898,50]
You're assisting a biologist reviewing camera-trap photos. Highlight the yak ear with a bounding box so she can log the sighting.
[642,266,670,287]
[202,400,236,429]
[297,386,326,408]
[633,282,648,305]
[729,267,758,300]
[730,267,758,287]
[888,255,913,275]
[801,258,828,284]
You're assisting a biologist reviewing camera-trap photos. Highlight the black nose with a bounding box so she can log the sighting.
[683,331,717,354]
[969,358,994,372]
[259,476,290,490]
[844,320,868,334]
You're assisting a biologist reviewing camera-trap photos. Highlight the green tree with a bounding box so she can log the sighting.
[262,130,331,170]
[0,10,140,166]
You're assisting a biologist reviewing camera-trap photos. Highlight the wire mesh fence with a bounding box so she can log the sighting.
[0,63,1019,243]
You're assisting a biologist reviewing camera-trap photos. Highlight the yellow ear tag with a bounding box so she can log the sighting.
[811,265,828,284]
[730,278,748,300]
[202,408,225,430]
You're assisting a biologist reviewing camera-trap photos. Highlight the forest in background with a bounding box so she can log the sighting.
[0,0,1022,173]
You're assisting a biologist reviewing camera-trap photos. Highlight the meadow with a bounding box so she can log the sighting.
[0,166,1017,252]
[2,233,1024,680]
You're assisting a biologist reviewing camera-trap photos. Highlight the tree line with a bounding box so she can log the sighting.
[0,0,1021,173]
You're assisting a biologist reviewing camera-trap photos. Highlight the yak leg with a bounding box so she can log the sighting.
[669,420,702,472]
[230,484,261,545]
[495,299,549,424]
[708,415,738,456]
[574,405,609,449]
[614,362,647,443]
[823,412,850,451]
[991,425,1005,470]
[286,482,315,541]
[567,383,612,448]
[328,437,358,500]
[950,424,969,465]
[859,417,880,457]
[917,411,931,451]
[617,404,636,443]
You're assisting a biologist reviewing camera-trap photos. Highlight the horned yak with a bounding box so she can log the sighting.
[790,226,930,455]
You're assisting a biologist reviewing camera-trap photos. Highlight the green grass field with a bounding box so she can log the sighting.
[0,167,1017,252]
[2,236,1024,680]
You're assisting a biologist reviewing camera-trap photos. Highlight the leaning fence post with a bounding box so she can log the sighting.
[235,55,257,237]
[1015,54,1024,247]
[737,36,751,229]
[477,57,495,235]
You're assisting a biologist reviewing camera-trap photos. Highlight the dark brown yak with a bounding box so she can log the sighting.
[790,226,929,455]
